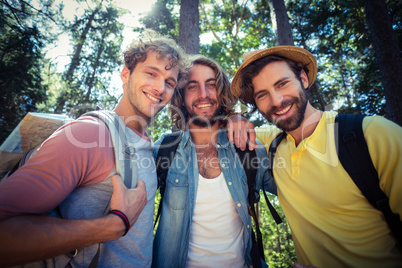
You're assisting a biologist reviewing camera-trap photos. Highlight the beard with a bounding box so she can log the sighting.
[185,97,220,128]
[260,89,308,132]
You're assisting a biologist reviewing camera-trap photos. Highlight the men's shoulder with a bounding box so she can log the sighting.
[154,131,182,146]
[362,115,402,152]
[153,131,183,158]
[255,124,282,148]
[48,115,112,150]
[363,115,401,133]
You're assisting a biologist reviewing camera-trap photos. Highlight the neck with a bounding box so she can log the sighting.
[114,98,150,135]
[287,103,323,146]
[189,120,220,146]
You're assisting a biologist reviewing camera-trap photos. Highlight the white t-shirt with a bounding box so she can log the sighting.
[186,172,247,268]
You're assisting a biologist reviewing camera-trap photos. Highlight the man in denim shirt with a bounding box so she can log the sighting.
[152,55,276,268]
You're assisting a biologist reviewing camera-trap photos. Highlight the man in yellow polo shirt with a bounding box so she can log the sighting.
[229,46,402,267]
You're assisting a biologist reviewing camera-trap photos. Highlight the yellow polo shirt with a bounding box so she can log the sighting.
[256,111,402,267]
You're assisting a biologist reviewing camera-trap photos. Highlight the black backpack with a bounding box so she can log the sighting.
[154,131,282,268]
[268,113,402,246]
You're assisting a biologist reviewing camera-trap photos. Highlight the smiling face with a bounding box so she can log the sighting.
[184,64,220,128]
[252,60,309,132]
[121,51,179,124]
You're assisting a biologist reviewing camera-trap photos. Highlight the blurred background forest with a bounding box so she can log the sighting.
[1,0,401,266]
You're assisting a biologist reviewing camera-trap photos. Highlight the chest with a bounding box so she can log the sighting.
[195,146,221,179]
[274,142,363,210]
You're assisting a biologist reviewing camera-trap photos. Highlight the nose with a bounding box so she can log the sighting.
[271,91,283,107]
[198,84,209,98]
[153,78,166,95]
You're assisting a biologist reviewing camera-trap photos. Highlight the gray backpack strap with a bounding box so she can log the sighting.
[84,110,137,188]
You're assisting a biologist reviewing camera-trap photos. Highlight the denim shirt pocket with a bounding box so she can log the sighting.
[164,171,189,210]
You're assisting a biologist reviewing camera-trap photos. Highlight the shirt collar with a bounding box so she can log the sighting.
[181,128,231,151]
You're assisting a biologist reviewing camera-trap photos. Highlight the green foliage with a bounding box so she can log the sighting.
[52,1,124,116]
[0,0,49,144]
[259,194,297,267]
[287,0,401,116]
[148,107,173,141]
[199,0,276,77]
[138,0,180,39]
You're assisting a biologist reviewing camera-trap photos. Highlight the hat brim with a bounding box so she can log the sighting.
[231,46,317,99]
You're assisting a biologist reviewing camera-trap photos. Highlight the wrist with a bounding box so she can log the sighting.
[109,210,130,236]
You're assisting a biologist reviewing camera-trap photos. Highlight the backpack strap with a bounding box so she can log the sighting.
[235,144,282,267]
[335,113,402,246]
[264,132,287,225]
[154,131,183,227]
[235,146,263,267]
[268,132,287,179]
[84,110,137,188]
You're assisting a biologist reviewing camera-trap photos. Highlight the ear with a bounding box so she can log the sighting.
[121,66,130,84]
[300,69,309,89]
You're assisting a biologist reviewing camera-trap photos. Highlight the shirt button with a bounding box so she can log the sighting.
[217,144,221,148]
[228,182,232,186]
[237,203,241,207]
[175,179,179,183]
[247,225,250,228]
[222,164,226,167]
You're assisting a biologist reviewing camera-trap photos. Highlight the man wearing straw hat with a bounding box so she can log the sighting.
[228,46,402,267]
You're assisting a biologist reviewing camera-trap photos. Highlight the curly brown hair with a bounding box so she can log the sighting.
[169,55,237,130]
[123,29,188,89]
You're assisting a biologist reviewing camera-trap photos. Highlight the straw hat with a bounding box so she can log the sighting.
[230,46,317,98]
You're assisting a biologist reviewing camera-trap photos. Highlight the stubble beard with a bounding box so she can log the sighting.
[128,85,163,124]
[261,90,308,132]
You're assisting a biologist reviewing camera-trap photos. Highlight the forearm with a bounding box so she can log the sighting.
[0,214,124,266]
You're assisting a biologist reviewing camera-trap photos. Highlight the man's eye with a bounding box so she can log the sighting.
[187,85,196,90]
[147,72,155,77]
[166,81,175,89]
[207,83,216,88]
[278,81,288,88]
[256,93,267,99]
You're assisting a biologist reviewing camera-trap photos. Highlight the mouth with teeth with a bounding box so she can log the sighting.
[145,92,161,103]
[274,104,292,116]
[195,103,213,109]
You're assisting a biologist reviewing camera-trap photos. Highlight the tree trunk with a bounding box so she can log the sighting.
[363,0,402,126]
[268,0,294,45]
[179,0,199,54]
[86,30,107,102]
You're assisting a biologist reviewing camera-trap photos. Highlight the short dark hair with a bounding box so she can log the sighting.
[239,55,309,113]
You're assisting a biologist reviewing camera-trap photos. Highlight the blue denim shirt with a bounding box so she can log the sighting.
[152,129,276,268]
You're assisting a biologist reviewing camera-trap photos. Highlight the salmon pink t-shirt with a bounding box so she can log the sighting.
[0,116,143,219]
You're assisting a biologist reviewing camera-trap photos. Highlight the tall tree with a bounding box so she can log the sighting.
[140,0,179,39]
[53,1,123,115]
[268,0,293,45]
[179,0,200,54]
[363,0,402,126]
[199,0,276,77]
[287,0,396,115]
[0,0,58,144]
